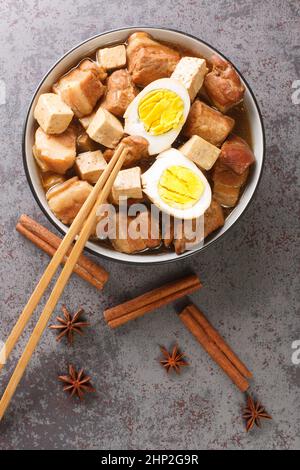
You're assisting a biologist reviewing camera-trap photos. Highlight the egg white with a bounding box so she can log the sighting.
[124,78,190,155]
[142,148,212,220]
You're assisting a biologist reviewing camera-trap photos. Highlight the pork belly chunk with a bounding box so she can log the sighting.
[79,59,107,82]
[79,110,96,130]
[204,199,225,238]
[33,126,76,174]
[109,211,161,254]
[161,216,174,249]
[127,32,180,87]
[212,160,249,207]
[173,218,203,255]
[183,100,235,147]
[172,200,224,254]
[101,69,138,117]
[204,55,245,113]
[53,60,106,117]
[103,135,149,168]
[213,183,239,208]
[47,177,93,224]
[219,135,255,175]
[133,211,161,250]
[76,131,98,153]
[41,172,66,192]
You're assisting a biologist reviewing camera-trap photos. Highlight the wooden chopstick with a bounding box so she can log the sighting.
[0,146,128,419]
[0,144,125,375]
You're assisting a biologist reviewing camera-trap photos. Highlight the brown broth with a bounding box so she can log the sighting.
[36,36,253,256]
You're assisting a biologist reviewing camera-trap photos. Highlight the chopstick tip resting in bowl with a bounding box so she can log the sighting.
[0,144,128,420]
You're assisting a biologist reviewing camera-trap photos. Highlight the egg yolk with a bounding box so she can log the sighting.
[138,89,184,135]
[158,166,204,209]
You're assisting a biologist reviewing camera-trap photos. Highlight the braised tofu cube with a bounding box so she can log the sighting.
[204,199,225,238]
[204,55,245,112]
[180,135,221,170]
[96,45,127,71]
[171,57,208,101]
[87,107,123,148]
[75,150,107,184]
[33,126,76,174]
[220,135,255,174]
[47,176,93,224]
[111,167,143,204]
[53,60,105,117]
[183,100,235,147]
[76,132,98,153]
[34,93,74,134]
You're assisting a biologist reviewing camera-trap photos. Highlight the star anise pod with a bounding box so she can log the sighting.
[243,395,272,432]
[49,305,89,344]
[58,365,95,399]
[159,345,188,374]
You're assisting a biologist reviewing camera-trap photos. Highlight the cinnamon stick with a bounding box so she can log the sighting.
[179,307,249,392]
[19,214,108,286]
[186,304,252,379]
[104,274,202,328]
[16,222,103,289]
[16,215,109,289]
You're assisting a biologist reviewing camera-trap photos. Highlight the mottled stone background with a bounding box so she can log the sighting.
[0,0,299,450]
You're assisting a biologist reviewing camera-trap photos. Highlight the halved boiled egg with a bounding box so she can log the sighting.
[142,148,212,219]
[124,78,190,155]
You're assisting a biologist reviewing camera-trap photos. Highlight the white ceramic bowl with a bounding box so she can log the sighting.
[23,27,265,265]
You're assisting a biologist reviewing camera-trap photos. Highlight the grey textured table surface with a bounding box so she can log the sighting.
[0,0,299,451]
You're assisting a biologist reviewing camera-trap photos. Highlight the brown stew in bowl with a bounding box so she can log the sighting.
[32,32,255,256]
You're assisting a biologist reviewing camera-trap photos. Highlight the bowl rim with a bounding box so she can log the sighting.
[22,25,266,266]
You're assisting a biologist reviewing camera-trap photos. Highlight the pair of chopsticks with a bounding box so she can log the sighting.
[0,144,128,420]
